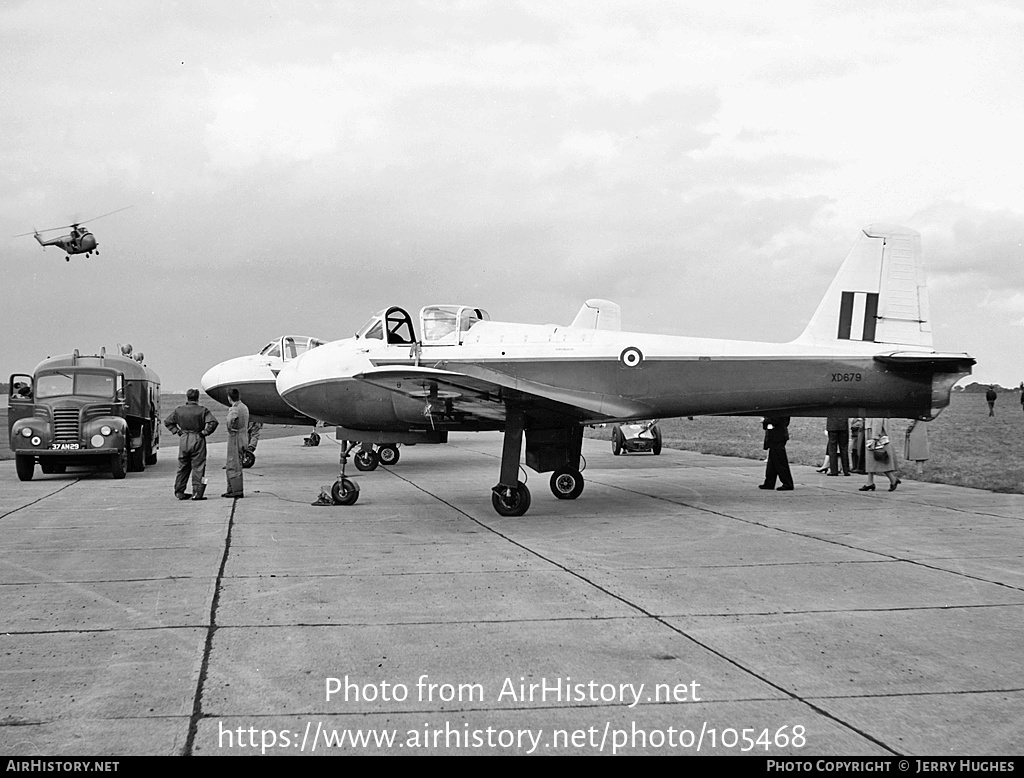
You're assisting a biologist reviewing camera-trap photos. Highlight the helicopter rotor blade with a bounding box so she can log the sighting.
[13,205,131,237]
[14,225,69,236]
[78,205,133,225]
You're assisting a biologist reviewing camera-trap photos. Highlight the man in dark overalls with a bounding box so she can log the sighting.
[164,388,219,500]
[759,416,794,491]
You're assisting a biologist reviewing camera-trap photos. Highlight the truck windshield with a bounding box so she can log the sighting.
[35,371,115,399]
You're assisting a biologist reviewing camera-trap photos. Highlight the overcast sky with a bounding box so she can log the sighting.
[2,0,1022,391]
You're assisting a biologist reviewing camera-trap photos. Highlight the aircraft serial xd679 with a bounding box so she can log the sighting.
[276,225,974,517]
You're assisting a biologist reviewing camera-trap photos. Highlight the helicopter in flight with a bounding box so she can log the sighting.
[16,206,131,261]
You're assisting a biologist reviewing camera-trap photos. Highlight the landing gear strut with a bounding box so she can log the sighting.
[330,440,360,505]
[491,408,530,516]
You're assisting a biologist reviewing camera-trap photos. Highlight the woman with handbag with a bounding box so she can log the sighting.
[860,418,901,492]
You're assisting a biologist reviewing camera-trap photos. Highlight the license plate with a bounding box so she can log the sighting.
[50,443,80,450]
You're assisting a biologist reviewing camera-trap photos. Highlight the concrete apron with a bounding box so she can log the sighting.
[0,433,1021,755]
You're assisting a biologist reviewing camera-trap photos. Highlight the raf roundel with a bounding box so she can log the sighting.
[619,347,644,368]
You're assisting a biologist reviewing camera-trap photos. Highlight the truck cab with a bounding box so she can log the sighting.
[8,348,161,481]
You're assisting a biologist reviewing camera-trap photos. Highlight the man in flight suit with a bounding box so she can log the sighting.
[223,388,250,498]
[164,388,219,500]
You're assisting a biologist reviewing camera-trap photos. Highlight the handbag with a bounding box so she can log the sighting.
[869,434,890,461]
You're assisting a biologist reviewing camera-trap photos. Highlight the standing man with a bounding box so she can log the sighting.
[759,416,794,491]
[985,385,997,416]
[164,388,219,501]
[826,416,851,476]
[850,418,866,474]
[223,388,250,498]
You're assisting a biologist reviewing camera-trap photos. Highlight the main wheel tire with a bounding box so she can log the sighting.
[652,426,662,455]
[331,477,360,506]
[550,467,584,500]
[15,455,34,482]
[612,429,622,456]
[377,445,400,466]
[491,481,532,517]
[241,449,256,469]
[111,448,128,479]
[354,450,379,471]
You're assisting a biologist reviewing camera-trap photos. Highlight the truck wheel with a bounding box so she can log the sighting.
[144,430,158,466]
[111,449,128,479]
[128,441,145,472]
[16,455,34,482]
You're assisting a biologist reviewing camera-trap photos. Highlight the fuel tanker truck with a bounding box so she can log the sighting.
[7,346,161,481]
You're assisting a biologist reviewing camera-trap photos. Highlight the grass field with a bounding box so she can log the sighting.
[4,392,1023,493]
[587,391,1024,494]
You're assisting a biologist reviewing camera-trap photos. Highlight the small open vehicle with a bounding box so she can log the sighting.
[611,421,662,456]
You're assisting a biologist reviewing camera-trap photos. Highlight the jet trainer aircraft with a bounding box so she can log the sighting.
[201,336,334,466]
[276,226,974,516]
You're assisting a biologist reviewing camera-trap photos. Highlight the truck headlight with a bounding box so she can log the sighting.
[100,425,112,436]
[91,435,105,448]
[21,427,33,438]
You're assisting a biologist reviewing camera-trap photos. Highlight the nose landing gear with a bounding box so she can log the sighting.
[329,440,360,505]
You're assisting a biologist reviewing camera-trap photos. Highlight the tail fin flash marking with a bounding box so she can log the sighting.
[796,224,933,349]
[862,292,879,341]
[837,291,880,341]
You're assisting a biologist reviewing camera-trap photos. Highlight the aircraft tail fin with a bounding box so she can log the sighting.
[33,231,43,247]
[571,299,622,331]
[794,224,933,348]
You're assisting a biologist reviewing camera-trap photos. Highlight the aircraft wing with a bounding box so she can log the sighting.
[355,363,650,425]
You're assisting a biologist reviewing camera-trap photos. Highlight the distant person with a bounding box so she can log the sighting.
[860,417,900,492]
[164,388,219,501]
[986,386,997,416]
[850,418,866,474]
[223,388,250,498]
[904,419,930,475]
[826,416,851,476]
[759,416,794,491]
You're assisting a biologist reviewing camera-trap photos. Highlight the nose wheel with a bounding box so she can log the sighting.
[331,477,359,505]
[330,440,361,505]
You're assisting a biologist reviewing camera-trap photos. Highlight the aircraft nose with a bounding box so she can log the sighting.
[200,363,229,405]
[274,355,304,400]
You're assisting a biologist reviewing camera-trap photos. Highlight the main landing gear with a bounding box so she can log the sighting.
[490,412,585,517]
[353,443,401,471]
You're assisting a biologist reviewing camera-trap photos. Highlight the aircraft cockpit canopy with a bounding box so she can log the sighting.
[258,336,325,361]
[356,307,417,345]
[420,305,490,345]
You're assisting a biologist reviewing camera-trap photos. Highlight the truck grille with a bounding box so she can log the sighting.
[52,409,80,442]
[83,405,117,422]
